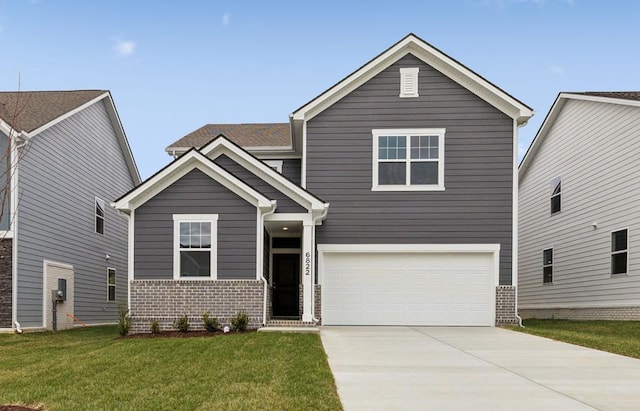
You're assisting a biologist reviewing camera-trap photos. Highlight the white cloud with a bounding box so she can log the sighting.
[222,13,231,27]
[114,39,136,57]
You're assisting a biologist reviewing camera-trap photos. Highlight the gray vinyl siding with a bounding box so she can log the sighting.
[281,159,302,185]
[519,99,640,308]
[134,169,257,280]
[0,132,9,230]
[16,101,135,327]
[307,54,514,284]
[214,155,306,213]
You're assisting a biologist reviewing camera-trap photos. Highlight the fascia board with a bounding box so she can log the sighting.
[291,35,533,123]
[102,93,141,185]
[114,151,272,211]
[27,92,110,138]
[518,94,567,180]
[200,138,326,211]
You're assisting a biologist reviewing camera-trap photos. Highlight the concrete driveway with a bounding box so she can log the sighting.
[320,326,640,411]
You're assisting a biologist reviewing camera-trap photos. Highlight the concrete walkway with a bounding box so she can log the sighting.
[320,326,640,411]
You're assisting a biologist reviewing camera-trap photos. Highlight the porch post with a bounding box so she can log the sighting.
[302,220,313,322]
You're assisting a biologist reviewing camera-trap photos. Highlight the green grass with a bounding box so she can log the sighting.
[507,319,640,359]
[0,327,343,411]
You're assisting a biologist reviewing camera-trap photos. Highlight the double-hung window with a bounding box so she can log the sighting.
[173,214,218,279]
[550,176,561,215]
[95,197,105,234]
[611,229,628,275]
[372,128,445,191]
[107,268,116,301]
[543,248,553,284]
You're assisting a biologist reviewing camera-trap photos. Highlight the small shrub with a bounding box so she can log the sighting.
[150,320,160,334]
[202,312,221,332]
[117,304,131,336]
[174,315,190,332]
[231,310,250,331]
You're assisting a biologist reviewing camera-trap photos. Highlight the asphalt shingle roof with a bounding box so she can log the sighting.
[167,123,291,151]
[0,90,106,133]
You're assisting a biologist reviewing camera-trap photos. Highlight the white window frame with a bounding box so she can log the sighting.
[542,248,553,284]
[372,128,445,191]
[550,175,562,215]
[173,214,218,280]
[95,197,105,234]
[107,267,116,301]
[264,160,283,173]
[399,67,419,98]
[611,228,629,276]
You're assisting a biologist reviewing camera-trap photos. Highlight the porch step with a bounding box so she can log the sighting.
[259,319,319,333]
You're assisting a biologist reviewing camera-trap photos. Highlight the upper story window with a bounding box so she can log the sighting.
[550,176,561,215]
[372,129,445,191]
[95,197,105,234]
[399,67,419,98]
[107,268,116,301]
[264,160,283,173]
[611,229,628,275]
[173,214,218,279]
[543,248,553,284]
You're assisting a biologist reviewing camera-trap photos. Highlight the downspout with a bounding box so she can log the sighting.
[259,201,277,326]
[310,204,329,323]
[514,118,524,328]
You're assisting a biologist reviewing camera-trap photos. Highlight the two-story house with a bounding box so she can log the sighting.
[0,90,139,331]
[519,92,640,320]
[114,34,533,332]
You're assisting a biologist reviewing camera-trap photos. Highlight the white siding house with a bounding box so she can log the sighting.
[518,92,640,320]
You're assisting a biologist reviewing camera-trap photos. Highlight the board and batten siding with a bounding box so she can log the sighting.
[214,155,306,213]
[134,169,257,280]
[519,99,640,308]
[16,100,135,327]
[306,54,514,284]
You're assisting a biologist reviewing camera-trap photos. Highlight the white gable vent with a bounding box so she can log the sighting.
[400,67,419,98]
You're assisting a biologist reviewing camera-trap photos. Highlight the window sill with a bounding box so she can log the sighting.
[172,275,216,281]
[372,184,444,192]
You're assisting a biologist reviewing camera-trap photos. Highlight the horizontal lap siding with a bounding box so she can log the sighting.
[214,155,306,213]
[519,99,640,307]
[282,159,302,185]
[134,169,257,280]
[307,54,514,284]
[17,101,134,327]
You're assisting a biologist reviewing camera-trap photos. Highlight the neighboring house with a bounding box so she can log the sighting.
[0,90,140,331]
[115,33,533,332]
[519,92,640,320]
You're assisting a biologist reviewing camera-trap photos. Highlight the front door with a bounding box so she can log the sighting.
[272,253,300,318]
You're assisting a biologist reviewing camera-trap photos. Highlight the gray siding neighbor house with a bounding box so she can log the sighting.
[519,92,640,320]
[115,34,533,332]
[0,90,140,331]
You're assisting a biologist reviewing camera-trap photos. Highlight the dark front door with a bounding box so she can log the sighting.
[272,253,300,317]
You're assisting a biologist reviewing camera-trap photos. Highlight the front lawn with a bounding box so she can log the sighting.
[0,327,342,411]
[508,319,640,359]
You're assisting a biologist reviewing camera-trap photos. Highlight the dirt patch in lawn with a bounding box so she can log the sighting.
[121,329,257,339]
[0,405,44,411]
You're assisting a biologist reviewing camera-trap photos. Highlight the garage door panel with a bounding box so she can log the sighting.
[321,251,495,326]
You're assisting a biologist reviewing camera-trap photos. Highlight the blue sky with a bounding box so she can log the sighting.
[0,0,638,179]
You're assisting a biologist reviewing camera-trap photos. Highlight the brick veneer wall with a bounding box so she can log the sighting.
[130,280,264,334]
[314,284,321,324]
[519,306,640,321]
[496,286,519,325]
[0,239,12,328]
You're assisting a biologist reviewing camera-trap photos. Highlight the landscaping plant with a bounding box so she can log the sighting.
[116,304,131,336]
[230,310,250,331]
[202,312,221,332]
[174,314,190,332]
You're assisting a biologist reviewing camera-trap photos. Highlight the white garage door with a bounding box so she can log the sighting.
[320,249,496,326]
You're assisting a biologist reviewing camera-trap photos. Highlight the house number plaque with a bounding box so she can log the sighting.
[304,252,311,276]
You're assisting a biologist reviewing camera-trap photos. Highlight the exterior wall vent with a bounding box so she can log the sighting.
[400,67,419,98]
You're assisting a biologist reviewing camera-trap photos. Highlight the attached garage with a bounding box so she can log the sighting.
[318,244,499,326]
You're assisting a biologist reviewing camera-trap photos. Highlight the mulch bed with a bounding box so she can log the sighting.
[120,329,257,339]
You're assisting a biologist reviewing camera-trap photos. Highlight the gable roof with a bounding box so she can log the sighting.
[166,123,291,154]
[0,90,105,134]
[519,91,640,179]
[0,90,141,185]
[291,33,534,125]
[114,147,275,213]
